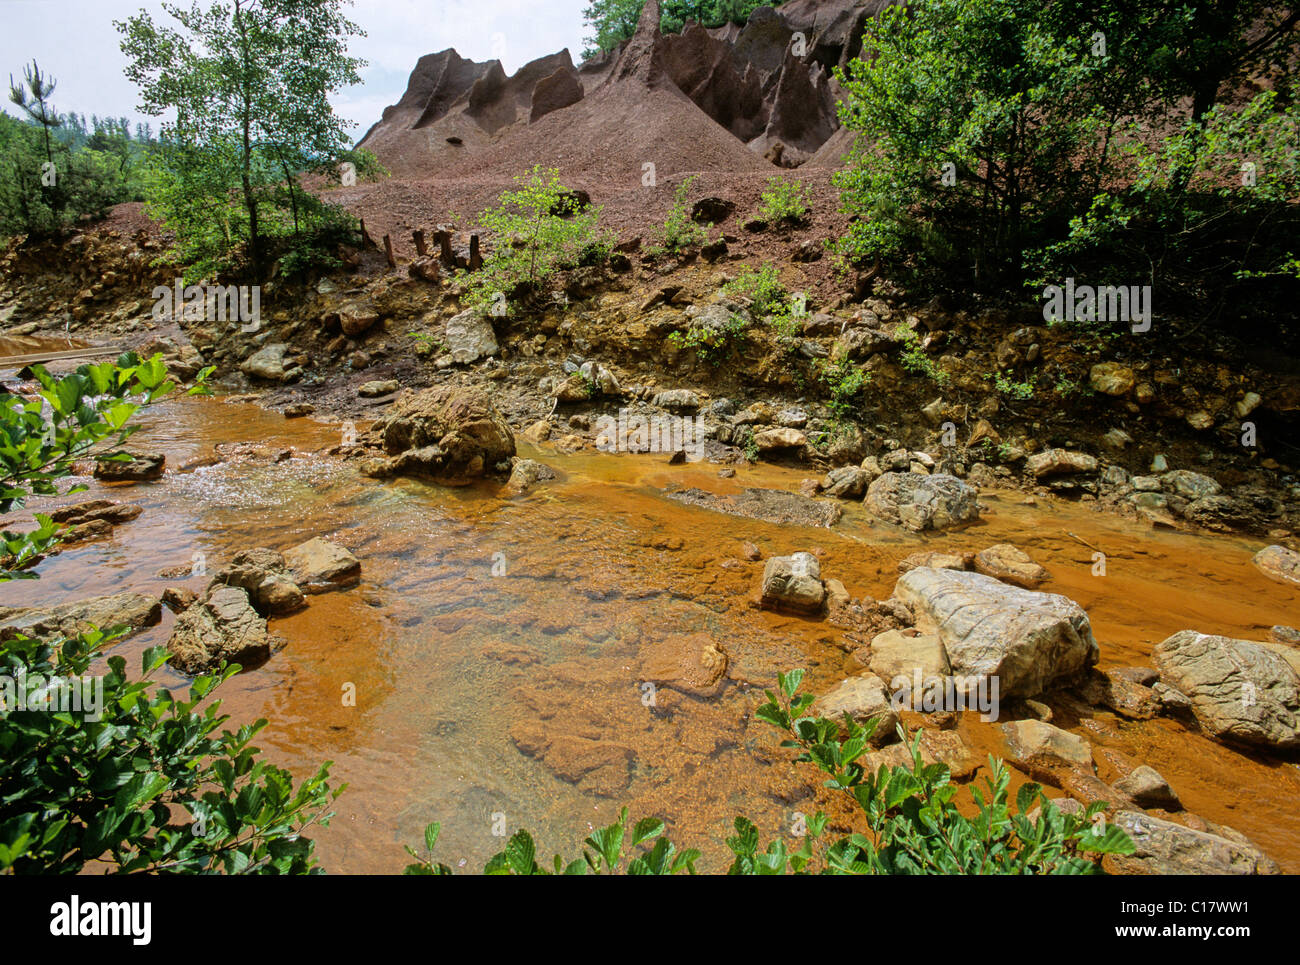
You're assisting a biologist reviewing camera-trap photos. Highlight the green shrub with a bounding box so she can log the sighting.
[816,356,871,420]
[988,370,1037,401]
[649,174,708,256]
[895,326,949,386]
[0,629,339,873]
[722,263,786,317]
[756,176,811,226]
[668,310,748,366]
[405,669,1134,874]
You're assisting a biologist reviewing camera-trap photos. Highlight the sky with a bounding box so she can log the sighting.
[0,0,589,141]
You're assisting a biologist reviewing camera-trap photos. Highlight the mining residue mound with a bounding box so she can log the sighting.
[358,0,888,179]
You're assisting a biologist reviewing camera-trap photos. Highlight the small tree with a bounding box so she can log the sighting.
[0,62,127,237]
[117,0,367,277]
[649,174,707,256]
[469,165,611,314]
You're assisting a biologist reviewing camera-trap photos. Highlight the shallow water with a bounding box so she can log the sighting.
[3,393,1298,873]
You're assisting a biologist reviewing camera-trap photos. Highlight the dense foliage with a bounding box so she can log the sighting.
[0,629,338,873]
[405,670,1133,874]
[834,0,1299,323]
[582,0,787,58]
[0,62,154,236]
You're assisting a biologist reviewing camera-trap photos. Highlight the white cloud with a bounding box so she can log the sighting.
[0,0,589,139]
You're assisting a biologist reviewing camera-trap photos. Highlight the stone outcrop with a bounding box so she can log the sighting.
[359,0,873,174]
[530,65,585,122]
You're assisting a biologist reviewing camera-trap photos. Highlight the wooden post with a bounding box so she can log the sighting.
[437,230,454,268]
[413,229,427,257]
[383,234,396,270]
[469,234,482,272]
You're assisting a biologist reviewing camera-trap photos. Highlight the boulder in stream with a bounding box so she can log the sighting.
[209,548,306,615]
[283,537,361,594]
[93,452,165,482]
[0,592,161,643]
[893,567,1099,698]
[1110,811,1280,875]
[1152,630,1300,751]
[974,543,1050,589]
[371,385,515,483]
[760,552,825,613]
[812,675,898,744]
[1253,544,1300,587]
[865,472,979,532]
[166,585,272,675]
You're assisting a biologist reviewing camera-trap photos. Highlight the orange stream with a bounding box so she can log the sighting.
[3,395,1297,873]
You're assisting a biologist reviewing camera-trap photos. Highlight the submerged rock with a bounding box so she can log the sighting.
[283,538,361,594]
[893,567,1099,698]
[1153,630,1300,750]
[639,632,728,697]
[665,486,841,528]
